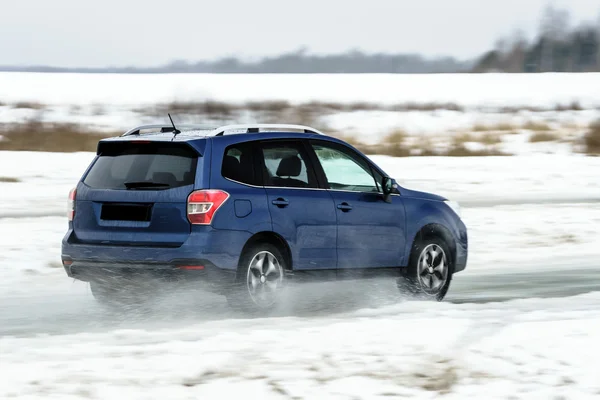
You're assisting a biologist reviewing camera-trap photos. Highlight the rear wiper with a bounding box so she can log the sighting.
[123,181,171,189]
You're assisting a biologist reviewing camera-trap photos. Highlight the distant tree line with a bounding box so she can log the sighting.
[473,6,600,72]
[162,49,471,73]
[0,49,470,74]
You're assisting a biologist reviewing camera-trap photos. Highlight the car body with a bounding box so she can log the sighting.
[61,124,468,310]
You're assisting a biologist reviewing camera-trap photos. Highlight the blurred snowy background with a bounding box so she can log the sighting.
[1,1,600,398]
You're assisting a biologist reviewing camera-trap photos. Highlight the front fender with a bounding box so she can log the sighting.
[402,198,467,270]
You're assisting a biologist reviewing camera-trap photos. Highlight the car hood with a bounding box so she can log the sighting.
[398,187,447,202]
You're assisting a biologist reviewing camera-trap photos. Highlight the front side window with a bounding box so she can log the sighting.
[258,141,318,188]
[311,141,380,192]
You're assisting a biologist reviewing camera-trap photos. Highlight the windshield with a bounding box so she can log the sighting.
[83,142,198,190]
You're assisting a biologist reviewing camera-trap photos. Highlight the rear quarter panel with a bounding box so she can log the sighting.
[207,137,272,234]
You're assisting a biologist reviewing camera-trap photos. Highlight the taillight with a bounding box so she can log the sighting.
[67,187,76,221]
[187,190,229,225]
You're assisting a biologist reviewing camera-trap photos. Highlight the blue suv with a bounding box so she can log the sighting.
[61,124,468,311]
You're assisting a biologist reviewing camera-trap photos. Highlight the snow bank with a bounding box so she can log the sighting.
[323,108,599,139]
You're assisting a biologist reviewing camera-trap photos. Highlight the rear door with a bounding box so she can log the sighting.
[308,140,406,269]
[258,140,337,270]
[74,141,200,247]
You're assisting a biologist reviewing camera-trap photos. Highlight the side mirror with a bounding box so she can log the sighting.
[382,177,396,203]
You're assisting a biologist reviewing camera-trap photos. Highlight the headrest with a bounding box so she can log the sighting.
[276,156,301,177]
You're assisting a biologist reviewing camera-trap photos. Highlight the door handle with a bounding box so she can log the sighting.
[337,202,353,212]
[272,198,289,208]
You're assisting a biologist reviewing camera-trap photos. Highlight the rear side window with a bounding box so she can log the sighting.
[222,142,258,186]
[84,142,198,190]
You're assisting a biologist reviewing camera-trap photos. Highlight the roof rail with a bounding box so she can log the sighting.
[122,124,215,136]
[211,124,325,136]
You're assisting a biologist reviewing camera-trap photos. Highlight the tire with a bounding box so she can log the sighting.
[226,243,286,314]
[398,236,453,301]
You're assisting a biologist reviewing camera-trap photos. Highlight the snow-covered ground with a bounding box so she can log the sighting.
[1,150,599,398]
[3,292,600,399]
[1,72,599,155]
[2,72,600,108]
[1,70,599,397]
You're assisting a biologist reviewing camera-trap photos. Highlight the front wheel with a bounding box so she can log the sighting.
[398,236,453,301]
[225,243,286,314]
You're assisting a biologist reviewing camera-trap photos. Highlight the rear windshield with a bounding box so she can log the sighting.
[84,142,198,190]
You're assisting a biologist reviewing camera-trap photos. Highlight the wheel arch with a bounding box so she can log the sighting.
[239,231,293,271]
[409,223,457,270]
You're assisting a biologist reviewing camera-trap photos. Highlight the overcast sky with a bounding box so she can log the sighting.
[1,0,598,67]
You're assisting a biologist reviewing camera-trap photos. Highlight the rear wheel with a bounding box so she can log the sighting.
[226,243,286,314]
[398,236,453,301]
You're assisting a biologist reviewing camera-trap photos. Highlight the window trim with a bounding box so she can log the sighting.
[217,138,398,195]
[307,139,384,193]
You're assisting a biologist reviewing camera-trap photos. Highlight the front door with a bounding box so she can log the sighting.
[308,140,406,269]
[257,140,337,270]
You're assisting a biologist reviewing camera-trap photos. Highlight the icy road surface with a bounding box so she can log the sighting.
[2,283,600,399]
[1,151,600,398]
[2,261,600,337]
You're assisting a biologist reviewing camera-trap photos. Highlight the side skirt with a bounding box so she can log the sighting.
[288,267,405,283]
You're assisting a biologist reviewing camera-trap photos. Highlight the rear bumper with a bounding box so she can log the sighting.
[63,259,235,290]
[61,227,250,286]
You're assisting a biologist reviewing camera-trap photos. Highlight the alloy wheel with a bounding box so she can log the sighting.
[246,251,284,308]
[417,244,448,295]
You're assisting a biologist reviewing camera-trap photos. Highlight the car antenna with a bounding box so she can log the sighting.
[168,113,181,141]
